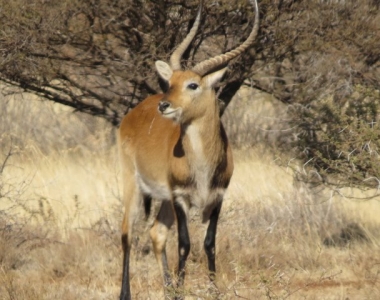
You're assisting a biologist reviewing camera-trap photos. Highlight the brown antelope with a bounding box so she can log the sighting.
[118,0,259,299]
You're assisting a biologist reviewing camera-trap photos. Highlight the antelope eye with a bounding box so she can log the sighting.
[187,83,199,90]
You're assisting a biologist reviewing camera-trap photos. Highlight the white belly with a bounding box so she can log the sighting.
[135,172,171,200]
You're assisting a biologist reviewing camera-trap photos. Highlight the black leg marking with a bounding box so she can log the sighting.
[174,202,190,289]
[120,234,131,300]
[143,194,152,219]
[204,202,222,281]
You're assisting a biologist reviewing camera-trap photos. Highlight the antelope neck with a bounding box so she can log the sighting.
[180,111,224,169]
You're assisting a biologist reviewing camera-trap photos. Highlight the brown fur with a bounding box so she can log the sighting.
[117,1,259,297]
[118,69,234,299]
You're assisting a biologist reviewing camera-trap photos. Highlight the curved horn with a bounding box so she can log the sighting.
[170,0,203,70]
[192,0,259,76]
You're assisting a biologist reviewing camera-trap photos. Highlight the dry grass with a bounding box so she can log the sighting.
[1,91,380,299]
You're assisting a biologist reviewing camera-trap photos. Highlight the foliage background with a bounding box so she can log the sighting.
[1,0,380,189]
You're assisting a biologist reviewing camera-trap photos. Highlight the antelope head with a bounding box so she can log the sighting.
[155,0,260,124]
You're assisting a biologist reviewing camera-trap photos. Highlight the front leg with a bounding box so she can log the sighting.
[204,201,222,281]
[173,199,191,299]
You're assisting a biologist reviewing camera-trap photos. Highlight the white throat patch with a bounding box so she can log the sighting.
[186,124,211,207]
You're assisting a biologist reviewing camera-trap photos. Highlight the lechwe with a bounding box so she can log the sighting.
[118,0,259,298]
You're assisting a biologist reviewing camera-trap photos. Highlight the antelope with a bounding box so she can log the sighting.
[118,0,259,299]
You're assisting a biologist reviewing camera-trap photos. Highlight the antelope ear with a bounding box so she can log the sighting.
[203,68,228,88]
[155,61,173,81]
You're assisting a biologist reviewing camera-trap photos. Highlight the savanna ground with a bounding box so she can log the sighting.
[1,89,380,299]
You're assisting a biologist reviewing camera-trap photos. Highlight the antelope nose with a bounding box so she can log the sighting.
[158,101,170,113]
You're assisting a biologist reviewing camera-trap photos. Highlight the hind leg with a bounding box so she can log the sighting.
[120,180,140,300]
[150,200,175,288]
